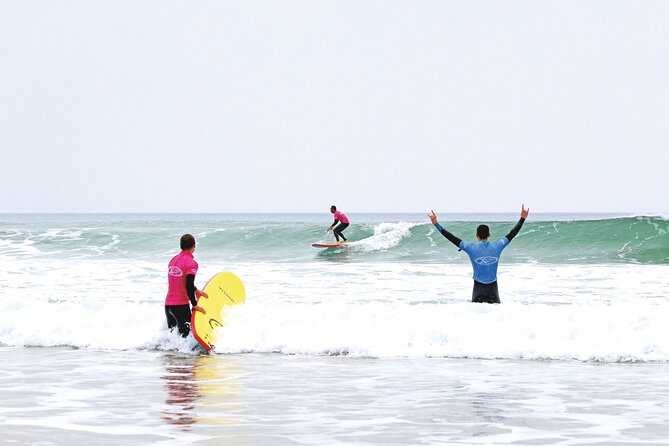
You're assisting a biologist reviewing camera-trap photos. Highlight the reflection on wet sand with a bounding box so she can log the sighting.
[161,353,249,440]
[161,354,199,428]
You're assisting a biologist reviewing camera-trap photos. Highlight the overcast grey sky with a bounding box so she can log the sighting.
[1,1,667,213]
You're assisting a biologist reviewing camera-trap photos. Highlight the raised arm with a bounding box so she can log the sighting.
[429,210,462,248]
[505,204,530,242]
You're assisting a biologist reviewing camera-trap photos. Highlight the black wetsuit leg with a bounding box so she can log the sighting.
[333,223,349,242]
[165,304,192,337]
[472,281,500,304]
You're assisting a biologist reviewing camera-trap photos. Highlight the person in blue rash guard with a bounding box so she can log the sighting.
[428,205,530,303]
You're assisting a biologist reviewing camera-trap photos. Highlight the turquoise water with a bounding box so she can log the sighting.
[1,213,667,264]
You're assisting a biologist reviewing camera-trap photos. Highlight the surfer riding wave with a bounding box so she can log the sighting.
[327,205,349,243]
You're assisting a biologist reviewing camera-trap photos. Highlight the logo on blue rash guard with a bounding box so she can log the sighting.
[474,256,498,265]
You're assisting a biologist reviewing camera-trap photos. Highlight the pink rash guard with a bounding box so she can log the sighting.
[165,251,199,306]
[334,211,349,224]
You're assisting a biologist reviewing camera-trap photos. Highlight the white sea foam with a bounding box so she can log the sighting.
[1,256,668,362]
[351,222,420,252]
[212,299,669,361]
[39,228,86,240]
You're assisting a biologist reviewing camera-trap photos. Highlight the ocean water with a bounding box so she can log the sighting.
[1,213,669,445]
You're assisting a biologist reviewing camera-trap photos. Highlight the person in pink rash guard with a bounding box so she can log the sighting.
[327,205,350,242]
[165,234,208,337]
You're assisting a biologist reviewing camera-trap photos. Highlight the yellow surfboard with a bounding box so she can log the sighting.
[191,272,245,352]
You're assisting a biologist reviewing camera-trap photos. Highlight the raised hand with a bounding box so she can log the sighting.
[521,204,530,219]
[428,210,438,225]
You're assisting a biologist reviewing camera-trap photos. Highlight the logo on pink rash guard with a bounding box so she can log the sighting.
[168,266,183,277]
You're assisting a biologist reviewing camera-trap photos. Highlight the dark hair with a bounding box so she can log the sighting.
[476,225,490,239]
[180,234,196,250]
[330,205,337,211]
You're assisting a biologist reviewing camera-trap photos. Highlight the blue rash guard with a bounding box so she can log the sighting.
[459,238,509,284]
[434,218,525,284]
